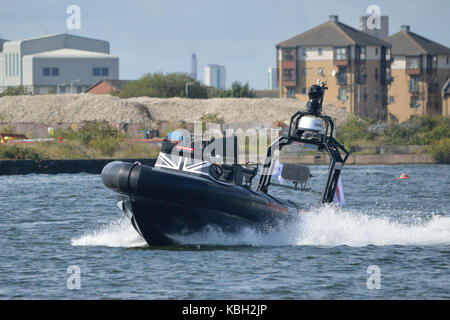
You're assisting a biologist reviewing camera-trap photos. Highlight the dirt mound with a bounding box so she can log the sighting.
[0,94,350,124]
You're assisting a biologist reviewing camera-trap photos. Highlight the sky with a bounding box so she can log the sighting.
[0,0,449,89]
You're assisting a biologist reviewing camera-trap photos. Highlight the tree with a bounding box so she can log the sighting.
[207,81,256,98]
[116,72,208,99]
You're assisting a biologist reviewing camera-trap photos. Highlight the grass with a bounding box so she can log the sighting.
[0,121,160,160]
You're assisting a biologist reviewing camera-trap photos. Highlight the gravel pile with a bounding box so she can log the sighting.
[0,94,350,124]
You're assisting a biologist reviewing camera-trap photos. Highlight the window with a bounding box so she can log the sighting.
[43,67,51,76]
[302,68,306,76]
[302,88,306,94]
[335,47,347,60]
[318,48,323,56]
[101,68,109,76]
[302,48,306,57]
[287,88,295,98]
[52,68,59,76]
[283,49,295,61]
[375,68,378,82]
[360,47,366,60]
[407,56,420,69]
[375,47,379,56]
[447,56,449,64]
[283,68,295,81]
[338,88,347,101]
[432,56,437,68]
[410,96,420,109]
[390,96,395,104]
[93,68,101,76]
[374,88,379,102]
[317,68,323,76]
[409,76,419,93]
[386,48,391,61]
[363,87,367,102]
[337,66,346,84]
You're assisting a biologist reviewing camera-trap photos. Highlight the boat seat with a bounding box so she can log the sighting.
[219,164,257,187]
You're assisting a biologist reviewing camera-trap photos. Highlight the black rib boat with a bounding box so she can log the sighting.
[101,82,349,246]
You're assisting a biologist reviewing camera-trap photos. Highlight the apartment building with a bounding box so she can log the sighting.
[276,15,392,120]
[386,26,450,122]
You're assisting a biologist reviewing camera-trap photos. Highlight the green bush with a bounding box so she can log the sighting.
[336,117,376,148]
[0,145,43,160]
[0,86,31,97]
[427,138,450,164]
[51,121,122,157]
[337,115,450,149]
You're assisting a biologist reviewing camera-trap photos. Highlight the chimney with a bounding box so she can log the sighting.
[401,25,410,32]
[329,15,339,22]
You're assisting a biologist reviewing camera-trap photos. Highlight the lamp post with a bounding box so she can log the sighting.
[71,79,80,94]
[185,82,195,98]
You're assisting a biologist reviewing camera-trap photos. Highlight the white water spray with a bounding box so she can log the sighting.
[71,207,450,248]
[71,218,147,248]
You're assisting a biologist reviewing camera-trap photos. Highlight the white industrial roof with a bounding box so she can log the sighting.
[23,48,117,58]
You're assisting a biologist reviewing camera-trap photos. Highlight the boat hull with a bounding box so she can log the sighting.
[102,161,300,245]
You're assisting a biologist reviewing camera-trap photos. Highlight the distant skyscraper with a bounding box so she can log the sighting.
[268,67,278,90]
[204,64,226,89]
[360,15,389,39]
[191,53,197,80]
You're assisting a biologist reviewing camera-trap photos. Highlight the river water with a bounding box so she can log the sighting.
[0,165,449,299]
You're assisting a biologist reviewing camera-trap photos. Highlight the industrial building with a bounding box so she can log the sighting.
[204,64,226,89]
[0,33,119,94]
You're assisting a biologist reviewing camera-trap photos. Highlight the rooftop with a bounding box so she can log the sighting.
[24,48,117,58]
[387,26,450,55]
[277,15,391,48]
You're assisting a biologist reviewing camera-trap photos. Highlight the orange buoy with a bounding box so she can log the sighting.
[396,173,409,180]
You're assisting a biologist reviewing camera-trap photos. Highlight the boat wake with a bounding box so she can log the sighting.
[170,206,450,247]
[71,207,450,248]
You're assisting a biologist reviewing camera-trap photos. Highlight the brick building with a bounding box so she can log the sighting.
[386,26,450,122]
[85,79,130,94]
[276,15,392,120]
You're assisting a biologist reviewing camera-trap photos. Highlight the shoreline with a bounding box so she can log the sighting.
[0,158,156,175]
[0,154,439,175]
